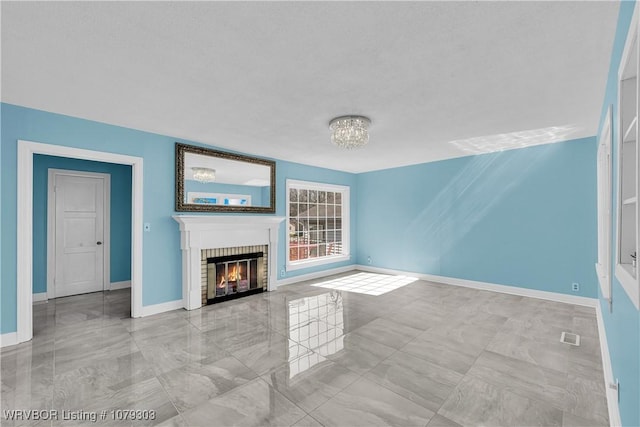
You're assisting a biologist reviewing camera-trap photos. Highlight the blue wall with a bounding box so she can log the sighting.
[184,180,266,207]
[32,155,132,293]
[596,2,640,426]
[1,103,356,334]
[356,138,598,298]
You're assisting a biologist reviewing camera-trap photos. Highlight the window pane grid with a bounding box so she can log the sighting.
[288,183,346,263]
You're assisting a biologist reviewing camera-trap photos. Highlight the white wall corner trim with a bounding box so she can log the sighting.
[32,292,48,303]
[356,265,598,307]
[16,139,144,346]
[0,333,18,348]
[595,303,622,427]
[140,299,184,317]
[110,280,132,291]
[276,265,357,287]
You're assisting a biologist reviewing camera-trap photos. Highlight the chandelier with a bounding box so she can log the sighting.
[192,167,216,183]
[329,115,371,149]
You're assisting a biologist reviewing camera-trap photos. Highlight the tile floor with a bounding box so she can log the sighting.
[1,272,609,426]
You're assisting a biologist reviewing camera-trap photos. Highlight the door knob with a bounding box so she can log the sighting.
[97,241,102,245]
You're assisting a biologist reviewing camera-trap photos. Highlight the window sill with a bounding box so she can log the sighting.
[286,254,350,272]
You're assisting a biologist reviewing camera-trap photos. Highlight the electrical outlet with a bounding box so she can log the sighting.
[572,282,580,292]
[367,256,372,265]
[280,268,286,278]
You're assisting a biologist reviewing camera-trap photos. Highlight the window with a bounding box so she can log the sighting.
[286,180,350,271]
[615,8,640,310]
[596,105,612,304]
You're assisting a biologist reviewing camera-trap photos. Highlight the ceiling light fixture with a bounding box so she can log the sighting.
[192,167,216,183]
[329,115,371,149]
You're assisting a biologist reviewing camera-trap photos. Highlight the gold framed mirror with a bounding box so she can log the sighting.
[175,143,276,213]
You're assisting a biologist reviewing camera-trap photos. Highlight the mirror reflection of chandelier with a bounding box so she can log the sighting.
[329,115,371,149]
[192,167,216,183]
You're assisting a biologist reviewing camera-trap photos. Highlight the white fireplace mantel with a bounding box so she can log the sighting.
[173,215,285,310]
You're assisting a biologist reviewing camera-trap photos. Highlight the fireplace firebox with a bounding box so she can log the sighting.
[207,252,265,304]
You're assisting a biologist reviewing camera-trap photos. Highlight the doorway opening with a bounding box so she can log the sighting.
[16,140,144,344]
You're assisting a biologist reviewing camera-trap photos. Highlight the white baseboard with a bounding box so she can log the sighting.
[0,332,18,348]
[36,282,131,301]
[139,299,184,317]
[596,303,622,427]
[110,280,131,291]
[356,265,598,307]
[276,265,357,287]
[32,292,47,303]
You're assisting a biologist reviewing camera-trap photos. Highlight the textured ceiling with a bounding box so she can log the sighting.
[1,1,619,173]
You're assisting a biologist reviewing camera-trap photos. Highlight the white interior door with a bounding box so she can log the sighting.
[54,173,106,298]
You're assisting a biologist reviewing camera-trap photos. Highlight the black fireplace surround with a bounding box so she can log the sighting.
[206,252,265,304]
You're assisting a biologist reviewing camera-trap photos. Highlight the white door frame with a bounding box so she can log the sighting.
[17,140,144,344]
[596,105,613,309]
[47,169,111,300]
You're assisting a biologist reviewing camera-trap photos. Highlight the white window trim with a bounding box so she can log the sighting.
[614,6,640,310]
[596,105,612,304]
[286,179,350,272]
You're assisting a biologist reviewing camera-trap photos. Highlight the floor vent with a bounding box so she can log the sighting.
[560,332,580,346]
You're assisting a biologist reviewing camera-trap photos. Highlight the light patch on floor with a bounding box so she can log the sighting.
[312,272,418,296]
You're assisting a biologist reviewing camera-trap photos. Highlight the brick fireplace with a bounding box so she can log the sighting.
[173,215,285,310]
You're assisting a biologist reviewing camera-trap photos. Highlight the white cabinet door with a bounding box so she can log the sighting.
[54,174,105,298]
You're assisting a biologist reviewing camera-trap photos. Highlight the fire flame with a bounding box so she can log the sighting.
[218,264,241,288]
